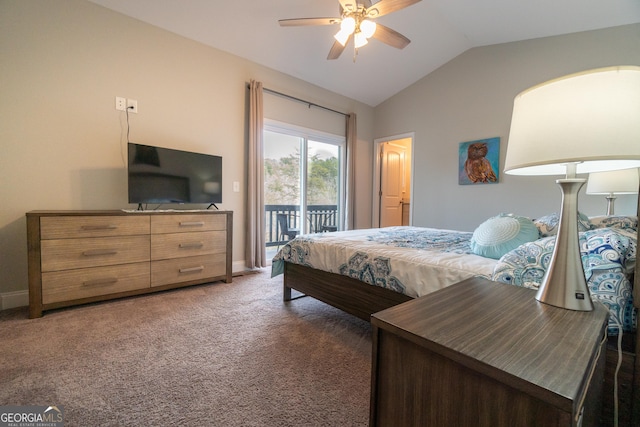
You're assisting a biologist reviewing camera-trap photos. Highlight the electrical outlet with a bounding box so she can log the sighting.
[115,96,126,111]
[127,99,138,114]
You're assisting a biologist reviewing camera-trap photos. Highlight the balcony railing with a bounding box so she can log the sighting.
[265,204,338,247]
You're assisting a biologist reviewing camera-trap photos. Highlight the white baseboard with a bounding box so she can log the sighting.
[232,260,246,273]
[232,260,272,275]
[1,290,29,310]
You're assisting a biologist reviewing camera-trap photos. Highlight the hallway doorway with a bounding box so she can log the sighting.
[373,134,413,228]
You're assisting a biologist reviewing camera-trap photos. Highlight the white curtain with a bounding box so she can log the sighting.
[344,113,357,230]
[246,80,266,268]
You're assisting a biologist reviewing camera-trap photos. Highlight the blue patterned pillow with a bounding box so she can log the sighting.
[534,212,592,237]
[589,215,637,231]
[470,214,539,259]
[492,227,637,334]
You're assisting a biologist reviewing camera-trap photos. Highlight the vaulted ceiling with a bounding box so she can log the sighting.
[89,0,640,106]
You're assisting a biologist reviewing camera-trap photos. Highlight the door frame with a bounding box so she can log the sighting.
[372,132,415,228]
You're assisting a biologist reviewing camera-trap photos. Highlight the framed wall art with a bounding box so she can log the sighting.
[458,137,500,185]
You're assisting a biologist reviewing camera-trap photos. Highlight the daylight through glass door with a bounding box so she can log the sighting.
[264,126,344,251]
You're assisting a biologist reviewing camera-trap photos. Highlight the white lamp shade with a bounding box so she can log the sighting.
[334,17,356,46]
[360,20,377,38]
[334,29,351,46]
[586,168,639,195]
[505,66,640,176]
[354,31,368,48]
[340,17,356,34]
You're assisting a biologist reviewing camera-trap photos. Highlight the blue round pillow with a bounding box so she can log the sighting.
[470,213,540,259]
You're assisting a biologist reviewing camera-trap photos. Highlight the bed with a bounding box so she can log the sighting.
[272,214,639,426]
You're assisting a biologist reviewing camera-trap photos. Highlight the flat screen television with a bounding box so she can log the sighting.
[127,143,222,207]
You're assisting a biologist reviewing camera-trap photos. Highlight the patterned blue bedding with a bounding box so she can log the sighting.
[492,226,637,334]
[273,217,637,335]
[272,226,498,298]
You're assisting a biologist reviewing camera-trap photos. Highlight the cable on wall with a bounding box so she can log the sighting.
[609,316,624,427]
[126,106,132,143]
[118,104,135,167]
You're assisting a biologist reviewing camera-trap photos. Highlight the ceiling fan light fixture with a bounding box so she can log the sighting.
[354,31,368,48]
[360,19,376,38]
[334,16,356,45]
[334,29,351,46]
[340,16,356,34]
[279,0,422,60]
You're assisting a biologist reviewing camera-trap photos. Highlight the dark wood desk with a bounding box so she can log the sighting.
[370,277,608,427]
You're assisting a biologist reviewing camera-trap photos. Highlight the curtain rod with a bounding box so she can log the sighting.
[253,85,348,117]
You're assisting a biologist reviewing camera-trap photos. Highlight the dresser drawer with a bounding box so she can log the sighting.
[151,230,226,260]
[41,215,150,239]
[151,255,226,287]
[42,262,150,304]
[150,214,226,234]
[41,235,150,272]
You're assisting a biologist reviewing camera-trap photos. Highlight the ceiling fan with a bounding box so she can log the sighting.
[279,0,422,60]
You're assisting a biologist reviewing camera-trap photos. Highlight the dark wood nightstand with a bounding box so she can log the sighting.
[370,277,609,427]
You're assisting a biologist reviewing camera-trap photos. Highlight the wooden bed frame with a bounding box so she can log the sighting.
[283,262,412,321]
[283,237,640,426]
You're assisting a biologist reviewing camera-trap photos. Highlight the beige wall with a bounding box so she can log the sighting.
[374,24,640,231]
[0,0,374,301]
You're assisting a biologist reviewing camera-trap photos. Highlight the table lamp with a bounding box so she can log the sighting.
[504,66,640,311]
[586,168,639,215]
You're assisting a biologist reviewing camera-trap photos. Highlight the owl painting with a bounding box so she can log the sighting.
[459,138,500,185]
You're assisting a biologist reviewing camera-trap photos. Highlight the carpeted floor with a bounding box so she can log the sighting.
[0,269,372,426]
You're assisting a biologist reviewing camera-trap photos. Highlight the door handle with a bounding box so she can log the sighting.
[83,278,118,286]
[82,249,118,256]
[179,266,205,274]
[179,221,205,227]
[179,242,204,249]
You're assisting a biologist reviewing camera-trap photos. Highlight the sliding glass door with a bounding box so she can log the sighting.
[264,121,344,248]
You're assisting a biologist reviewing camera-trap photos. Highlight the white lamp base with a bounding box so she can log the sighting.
[535,178,594,311]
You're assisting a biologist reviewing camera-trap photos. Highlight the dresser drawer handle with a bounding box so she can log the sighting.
[83,278,118,287]
[179,266,205,274]
[81,225,117,231]
[179,221,205,227]
[82,249,118,256]
[179,242,204,249]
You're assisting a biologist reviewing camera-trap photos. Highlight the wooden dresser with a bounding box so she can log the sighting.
[26,210,232,318]
[370,277,609,427]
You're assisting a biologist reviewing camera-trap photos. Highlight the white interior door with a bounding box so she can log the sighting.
[379,142,406,227]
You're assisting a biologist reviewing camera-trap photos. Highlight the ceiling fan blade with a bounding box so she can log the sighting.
[372,24,411,49]
[338,0,358,13]
[366,0,421,18]
[279,17,340,27]
[327,38,349,60]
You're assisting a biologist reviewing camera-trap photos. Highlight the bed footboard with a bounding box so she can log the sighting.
[283,262,412,321]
